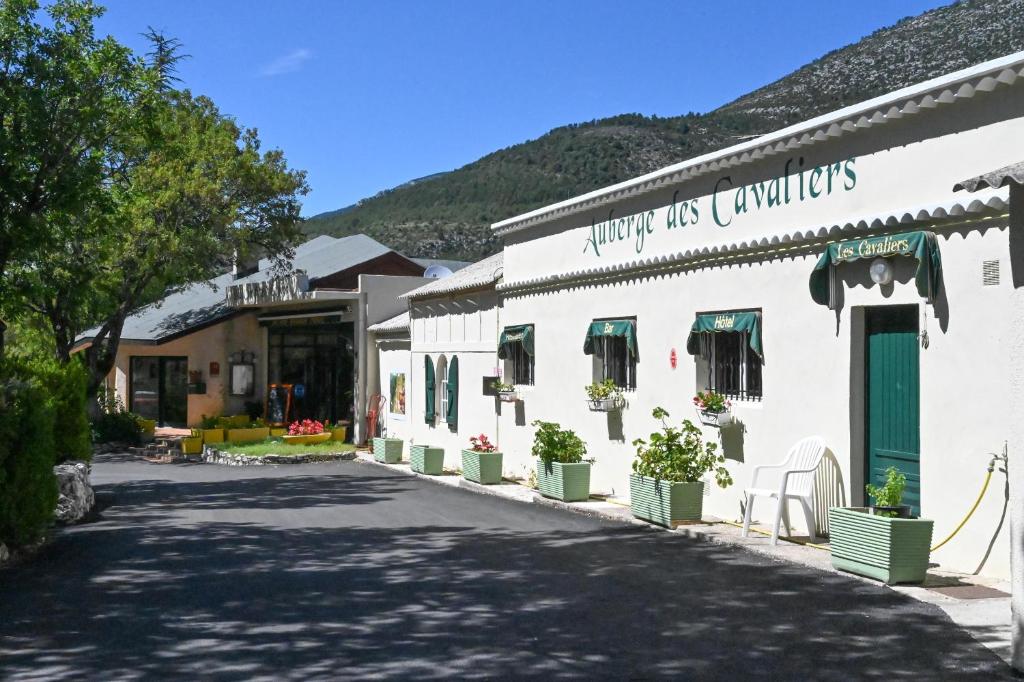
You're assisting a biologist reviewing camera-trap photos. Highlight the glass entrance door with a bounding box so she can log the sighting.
[268,323,354,424]
[130,356,189,428]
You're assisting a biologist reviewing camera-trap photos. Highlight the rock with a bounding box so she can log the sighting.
[0,543,9,564]
[54,461,95,524]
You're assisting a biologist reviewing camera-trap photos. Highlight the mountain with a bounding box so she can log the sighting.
[303,0,1024,262]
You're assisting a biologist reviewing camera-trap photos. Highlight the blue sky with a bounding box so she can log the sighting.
[95,0,948,217]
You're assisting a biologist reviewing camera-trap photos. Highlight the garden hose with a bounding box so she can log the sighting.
[930,448,1005,552]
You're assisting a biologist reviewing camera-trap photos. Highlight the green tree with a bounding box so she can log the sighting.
[0,0,142,357]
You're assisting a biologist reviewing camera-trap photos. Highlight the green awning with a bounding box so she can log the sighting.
[498,324,534,359]
[685,311,763,359]
[809,230,942,306]
[583,319,637,357]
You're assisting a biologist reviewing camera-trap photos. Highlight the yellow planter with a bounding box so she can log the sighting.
[226,427,270,443]
[282,432,332,446]
[269,428,287,437]
[330,427,348,442]
[181,436,203,455]
[138,419,156,436]
[201,428,225,444]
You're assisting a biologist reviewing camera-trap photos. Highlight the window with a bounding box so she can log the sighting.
[506,341,534,385]
[705,332,762,399]
[595,336,636,390]
[436,355,448,423]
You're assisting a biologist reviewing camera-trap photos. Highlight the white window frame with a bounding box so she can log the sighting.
[436,355,449,423]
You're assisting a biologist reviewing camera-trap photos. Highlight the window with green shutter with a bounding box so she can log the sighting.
[446,355,459,428]
[424,355,435,424]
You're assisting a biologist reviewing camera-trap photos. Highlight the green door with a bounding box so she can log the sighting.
[865,305,921,514]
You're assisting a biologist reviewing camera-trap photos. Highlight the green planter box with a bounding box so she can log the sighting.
[226,427,270,443]
[461,449,503,484]
[629,474,704,528]
[410,445,445,475]
[829,507,934,585]
[536,459,591,502]
[373,437,403,463]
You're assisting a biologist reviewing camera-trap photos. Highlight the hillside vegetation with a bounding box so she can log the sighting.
[304,0,1024,261]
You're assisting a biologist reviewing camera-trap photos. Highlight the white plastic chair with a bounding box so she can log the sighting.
[742,436,827,545]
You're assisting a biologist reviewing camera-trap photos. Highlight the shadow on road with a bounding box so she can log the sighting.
[0,465,1012,680]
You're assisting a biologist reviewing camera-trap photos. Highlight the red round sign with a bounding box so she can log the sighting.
[670,348,677,369]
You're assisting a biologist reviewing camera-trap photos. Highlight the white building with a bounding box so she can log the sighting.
[377,52,1024,582]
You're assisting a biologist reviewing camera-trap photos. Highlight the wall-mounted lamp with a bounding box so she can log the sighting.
[869,258,894,286]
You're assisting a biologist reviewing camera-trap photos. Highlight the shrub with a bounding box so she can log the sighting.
[531,420,587,465]
[631,407,732,487]
[91,389,142,445]
[0,376,58,547]
[31,359,91,463]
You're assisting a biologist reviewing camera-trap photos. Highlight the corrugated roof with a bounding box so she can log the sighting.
[954,160,1024,192]
[75,234,404,345]
[401,252,503,300]
[492,50,1024,235]
[367,311,409,334]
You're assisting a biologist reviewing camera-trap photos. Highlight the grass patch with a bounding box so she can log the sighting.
[216,439,356,457]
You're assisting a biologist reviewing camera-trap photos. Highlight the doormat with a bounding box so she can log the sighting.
[925,584,1010,600]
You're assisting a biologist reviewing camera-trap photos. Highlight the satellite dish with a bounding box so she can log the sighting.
[423,264,454,279]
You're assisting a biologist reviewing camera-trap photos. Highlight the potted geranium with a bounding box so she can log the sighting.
[585,379,624,412]
[829,467,933,584]
[284,419,331,445]
[630,407,733,527]
[491,380,518,402]
[532,420,590,502]
[461,434,503,484]
[693,390,732,427]
[372,434,404,463]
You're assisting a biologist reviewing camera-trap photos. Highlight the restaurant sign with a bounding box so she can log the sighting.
[583,155,858,258]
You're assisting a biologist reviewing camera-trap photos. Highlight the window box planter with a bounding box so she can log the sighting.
[497,390,518,403]
[283,432,332,446]
[187,382,206,395]
[587,397,622,412]
[181,436,204,455]
[629,474,705,527]
[200,428,225,444]
[828,507,934,585]
[226,427,270,443]
[536,459,591,502]
[461,449,503,484]
[697,409,733,428]
[372,437,403,463]
[330,426,348,442]
[410,444,445,475]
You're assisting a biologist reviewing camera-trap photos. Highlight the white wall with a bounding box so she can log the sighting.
[404,291,502,465]
[371,334,413,443]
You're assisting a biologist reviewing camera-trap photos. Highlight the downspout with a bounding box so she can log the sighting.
[357,290,368,446]
[494,265,504,453]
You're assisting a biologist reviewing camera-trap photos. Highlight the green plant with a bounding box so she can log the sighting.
[585,378,622,401]
[199,414,219,429]
[91,389,142,445]
[693,390,730,414]
[866,466,907,509]
[530,420,587,465]
[491,380,515,392]
[631,407,732,487]
[0,375,58,547]
[10,357,91,463]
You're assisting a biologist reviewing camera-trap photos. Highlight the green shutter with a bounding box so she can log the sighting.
[809,230,942,306]
[583,319,637,357]
[498,324,535,359]
[446,356,459,427]
[685,311,763,359]
[424,356,435,424]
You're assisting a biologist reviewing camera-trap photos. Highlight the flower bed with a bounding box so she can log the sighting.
[203,440,356,466]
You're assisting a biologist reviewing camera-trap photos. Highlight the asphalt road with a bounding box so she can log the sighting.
[0,455,1013,680]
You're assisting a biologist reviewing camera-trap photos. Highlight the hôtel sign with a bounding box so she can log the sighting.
[583,155,858,257]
